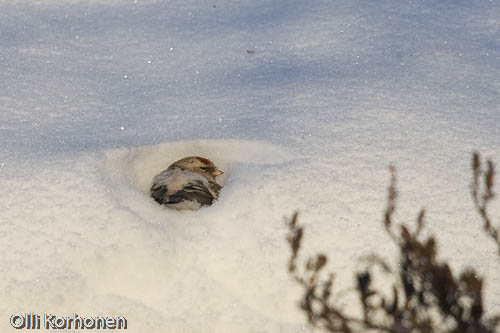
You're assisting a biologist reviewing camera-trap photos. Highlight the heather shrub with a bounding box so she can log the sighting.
[286,153,500,332]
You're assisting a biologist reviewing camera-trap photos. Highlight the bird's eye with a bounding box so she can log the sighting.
[200,167,209,171]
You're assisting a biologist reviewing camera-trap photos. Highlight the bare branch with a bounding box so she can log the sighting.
[287,153,500,333]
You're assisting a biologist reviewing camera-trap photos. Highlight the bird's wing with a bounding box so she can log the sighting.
[165,180,215,206]
[151,184,168,204]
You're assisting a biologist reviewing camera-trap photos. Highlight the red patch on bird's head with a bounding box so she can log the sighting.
[196,157,212,165]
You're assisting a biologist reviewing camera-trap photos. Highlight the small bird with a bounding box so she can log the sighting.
[150,156,224,210]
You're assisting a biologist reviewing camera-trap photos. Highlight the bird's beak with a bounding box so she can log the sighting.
[214,169,224,176]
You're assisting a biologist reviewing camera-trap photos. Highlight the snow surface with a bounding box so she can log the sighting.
[1,0,499,332]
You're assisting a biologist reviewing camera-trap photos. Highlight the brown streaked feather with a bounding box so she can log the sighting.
[166,188,214,206]
[151,184,168,204]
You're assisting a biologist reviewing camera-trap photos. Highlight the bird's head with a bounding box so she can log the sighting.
[170,156,224,179]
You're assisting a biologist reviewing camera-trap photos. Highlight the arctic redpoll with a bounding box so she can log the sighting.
[150,156,224,210]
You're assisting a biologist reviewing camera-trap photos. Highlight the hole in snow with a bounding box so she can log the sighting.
[102,139,293,212]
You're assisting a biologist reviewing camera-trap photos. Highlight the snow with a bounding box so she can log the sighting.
[1,0,499,331]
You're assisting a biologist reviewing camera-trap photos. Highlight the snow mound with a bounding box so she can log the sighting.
[95,140,308,332]
[103,139,293,211]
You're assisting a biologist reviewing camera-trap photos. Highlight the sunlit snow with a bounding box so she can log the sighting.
[1,0,499,332]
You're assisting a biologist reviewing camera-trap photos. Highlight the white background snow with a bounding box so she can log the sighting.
[1,0,499,332]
